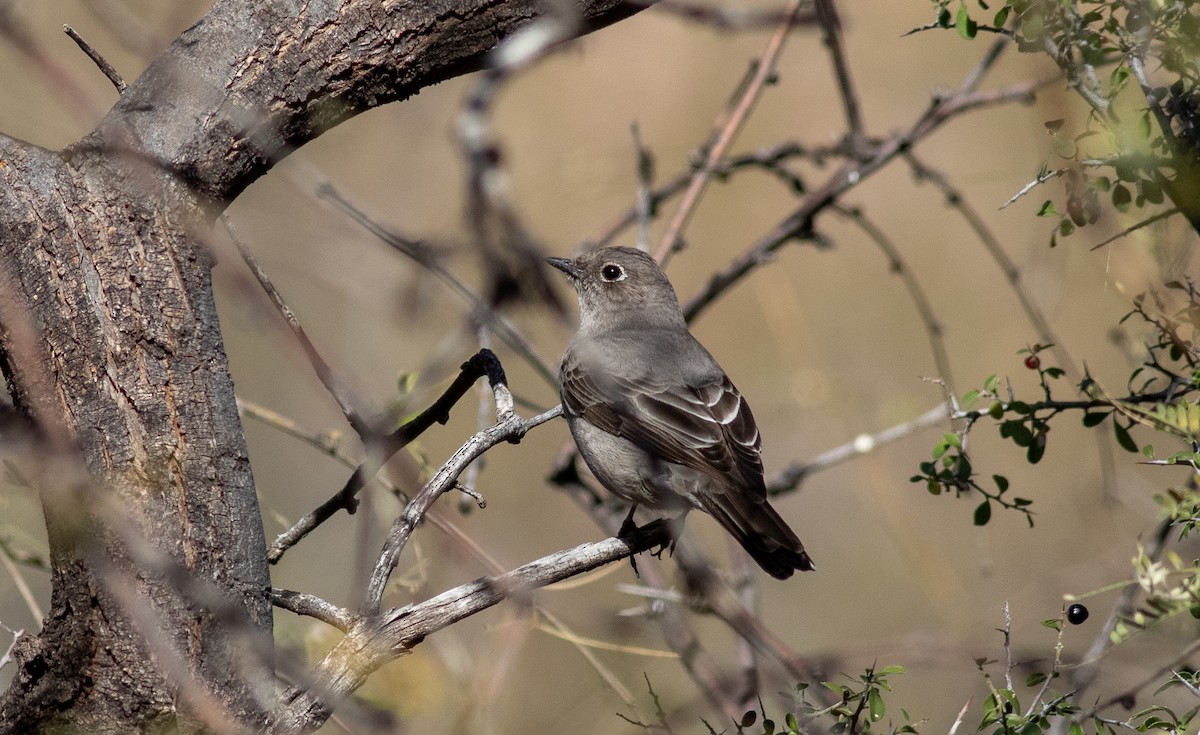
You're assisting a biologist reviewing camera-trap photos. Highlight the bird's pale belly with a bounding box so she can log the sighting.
[567,415,696,512]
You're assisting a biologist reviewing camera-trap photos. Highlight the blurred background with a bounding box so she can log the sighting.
[0,1,1196,733]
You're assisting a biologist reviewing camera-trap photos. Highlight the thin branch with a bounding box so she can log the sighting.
[267,349,510,563]
[582,141,820,250]
[654,0,817,31]
[813,0,864,144]
[63,24,126,93]
[1089,207,1181,251]
[905,153,1079,381]
[317,183,558,386]
[834,204,955,393]
[272,589,354,633]
[0,550,42,622]
[222,214,371,436]
[271,523,673,734]
[683,75,1038,322]
[768,402,951,495]
[361,368,561,613]
[547,460,743,719]
[654,0,805,264]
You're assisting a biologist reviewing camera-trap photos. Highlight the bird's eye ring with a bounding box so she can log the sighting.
[600,263,625,282]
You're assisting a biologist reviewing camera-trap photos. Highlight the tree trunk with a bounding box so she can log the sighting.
[0,1,645,732]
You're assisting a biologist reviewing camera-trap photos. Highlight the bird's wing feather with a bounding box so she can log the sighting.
[561,348,765,496]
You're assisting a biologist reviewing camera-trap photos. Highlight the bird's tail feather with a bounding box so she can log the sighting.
[697,492,814,580]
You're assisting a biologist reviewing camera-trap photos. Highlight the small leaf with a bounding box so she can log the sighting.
[869,688,885,722]
[974,500,992,526]
[1027,433,1046,463]
[1026,672,1048,687]
[1082,412,1108,427]
[1112,183,1132,211]
[956,4,978,38]
[1036,200,1058,217]
[1138,111,1152,139]
[993,5,1010,26]
[1114,421,1139,453]
[962,389,981,406]
[993,474,1009,492]
[1141,444,1154,458]
[1142,177,1164,204]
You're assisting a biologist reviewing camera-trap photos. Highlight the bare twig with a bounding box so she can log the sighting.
[271,523,673,734]
[222,214,371,436]
[906,154,1079,378]
[654,0,817,31]
[1089,208,1181,251]
[63,24,126,92]
[361,366,561,613]
[272,589,354,633]
[814,0,864,144]
[267,349,512,563]
[835,204,955,393]
[655,0,805,264]
[318,183,557,386]
[770,403,949,495]
[684,76,1038,322]
[0,550,42,622]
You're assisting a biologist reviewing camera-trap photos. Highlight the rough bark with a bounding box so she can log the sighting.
[0,1,645,732]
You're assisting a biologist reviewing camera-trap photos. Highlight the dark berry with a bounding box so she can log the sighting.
[1067,603,1089,625]
[1024,355,1041,370]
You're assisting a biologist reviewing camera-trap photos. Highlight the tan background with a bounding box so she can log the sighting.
[0,1,1195,733]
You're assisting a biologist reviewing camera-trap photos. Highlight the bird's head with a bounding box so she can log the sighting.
[546,247,686,331]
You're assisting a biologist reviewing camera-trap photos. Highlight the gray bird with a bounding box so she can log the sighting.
[547,246,814,580]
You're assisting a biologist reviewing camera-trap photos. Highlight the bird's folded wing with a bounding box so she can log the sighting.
[561,355,765,496]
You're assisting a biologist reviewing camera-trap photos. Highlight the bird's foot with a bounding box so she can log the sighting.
[644,512,686,559]
[617,503,640,539]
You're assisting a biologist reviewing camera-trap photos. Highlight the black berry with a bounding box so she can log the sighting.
[1067,603,1089,625]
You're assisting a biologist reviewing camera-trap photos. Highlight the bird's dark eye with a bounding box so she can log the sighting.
[600,263,625,282]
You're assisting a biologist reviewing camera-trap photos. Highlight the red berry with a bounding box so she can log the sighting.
[1024,355,1040,370]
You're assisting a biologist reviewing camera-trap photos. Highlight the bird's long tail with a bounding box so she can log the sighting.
[697,492,814,580]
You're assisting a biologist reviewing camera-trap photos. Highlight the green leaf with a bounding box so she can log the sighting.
[1114,421,1139,453]
[1027,433,1046,464]
[962,389,981,406]
[1026,672,1048,687]
[1138,111,1152,139]
[1082,412,1108,427]
[993,5,1010,26]
[993,474,1009,492]
[956,3,978,38]
[1112,183,1132,211]
[974,500,992,526]
[1142,177,1163,204]
[1036,200,1057,217]
[1142,444,1155,458]
[878,665,905,675]
[984,373,1000,392]
[869,687,885,722]
[1042,618,1062,631]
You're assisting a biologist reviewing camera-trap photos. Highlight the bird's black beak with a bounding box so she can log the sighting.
[546,257,582,281]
